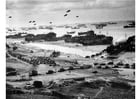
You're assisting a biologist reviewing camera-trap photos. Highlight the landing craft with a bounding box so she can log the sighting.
[114,37,127,45]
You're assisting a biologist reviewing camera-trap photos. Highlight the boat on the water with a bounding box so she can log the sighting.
[64,30,113,46]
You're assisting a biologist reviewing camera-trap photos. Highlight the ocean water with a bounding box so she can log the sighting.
[7,21,135,57]
[95,25,135,44]
[26,21,135,43]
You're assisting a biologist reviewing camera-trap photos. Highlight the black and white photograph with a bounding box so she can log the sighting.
[6,0,135,99]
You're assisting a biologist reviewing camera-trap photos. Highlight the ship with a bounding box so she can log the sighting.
[64,30,113,46]
[123,21,135,28]
[94,23,107,29]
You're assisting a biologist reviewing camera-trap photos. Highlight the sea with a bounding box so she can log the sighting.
[7,21,135,57]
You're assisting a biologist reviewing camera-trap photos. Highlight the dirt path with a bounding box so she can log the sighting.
[94,87,104,98]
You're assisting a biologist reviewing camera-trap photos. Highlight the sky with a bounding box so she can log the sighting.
[6,0,135,27]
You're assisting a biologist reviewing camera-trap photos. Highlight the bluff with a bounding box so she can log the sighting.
[105,35,135,55]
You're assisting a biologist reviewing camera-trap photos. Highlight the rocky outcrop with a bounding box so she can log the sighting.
[105,35,135,55]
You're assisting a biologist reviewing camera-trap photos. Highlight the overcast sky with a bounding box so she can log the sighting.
[6,0,135,27]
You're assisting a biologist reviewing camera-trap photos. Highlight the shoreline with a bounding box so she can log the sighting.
[23,42,99,57]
